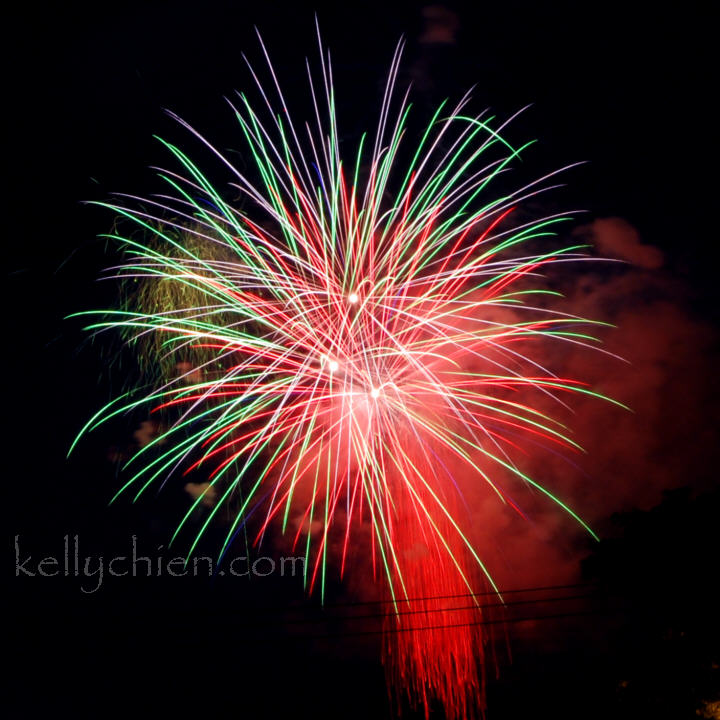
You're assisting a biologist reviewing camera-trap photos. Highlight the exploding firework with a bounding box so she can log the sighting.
[72,30,622,719]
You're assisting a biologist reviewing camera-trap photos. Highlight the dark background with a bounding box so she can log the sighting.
[6,2,718,718]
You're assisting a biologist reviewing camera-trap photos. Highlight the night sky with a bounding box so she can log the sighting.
[7,2,718,719]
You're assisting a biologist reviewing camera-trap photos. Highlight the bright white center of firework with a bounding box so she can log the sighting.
[328,360,339,373]
[348,292,359,304]
[370,387,380,399]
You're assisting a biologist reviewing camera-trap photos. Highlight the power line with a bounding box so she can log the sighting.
[255,591,599,627]
[306,606,627,640]
[252,580,601,614]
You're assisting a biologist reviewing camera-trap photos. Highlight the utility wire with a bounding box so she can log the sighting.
[306,606,627,640]
[246,580,601,614]
[243,591,600,627]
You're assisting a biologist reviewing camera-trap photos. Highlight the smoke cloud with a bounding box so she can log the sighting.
[465,216,718,593]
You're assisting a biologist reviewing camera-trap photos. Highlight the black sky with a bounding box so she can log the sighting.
[6,2,717,719]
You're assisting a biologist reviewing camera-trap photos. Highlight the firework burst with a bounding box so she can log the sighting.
[72,30,622,719]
